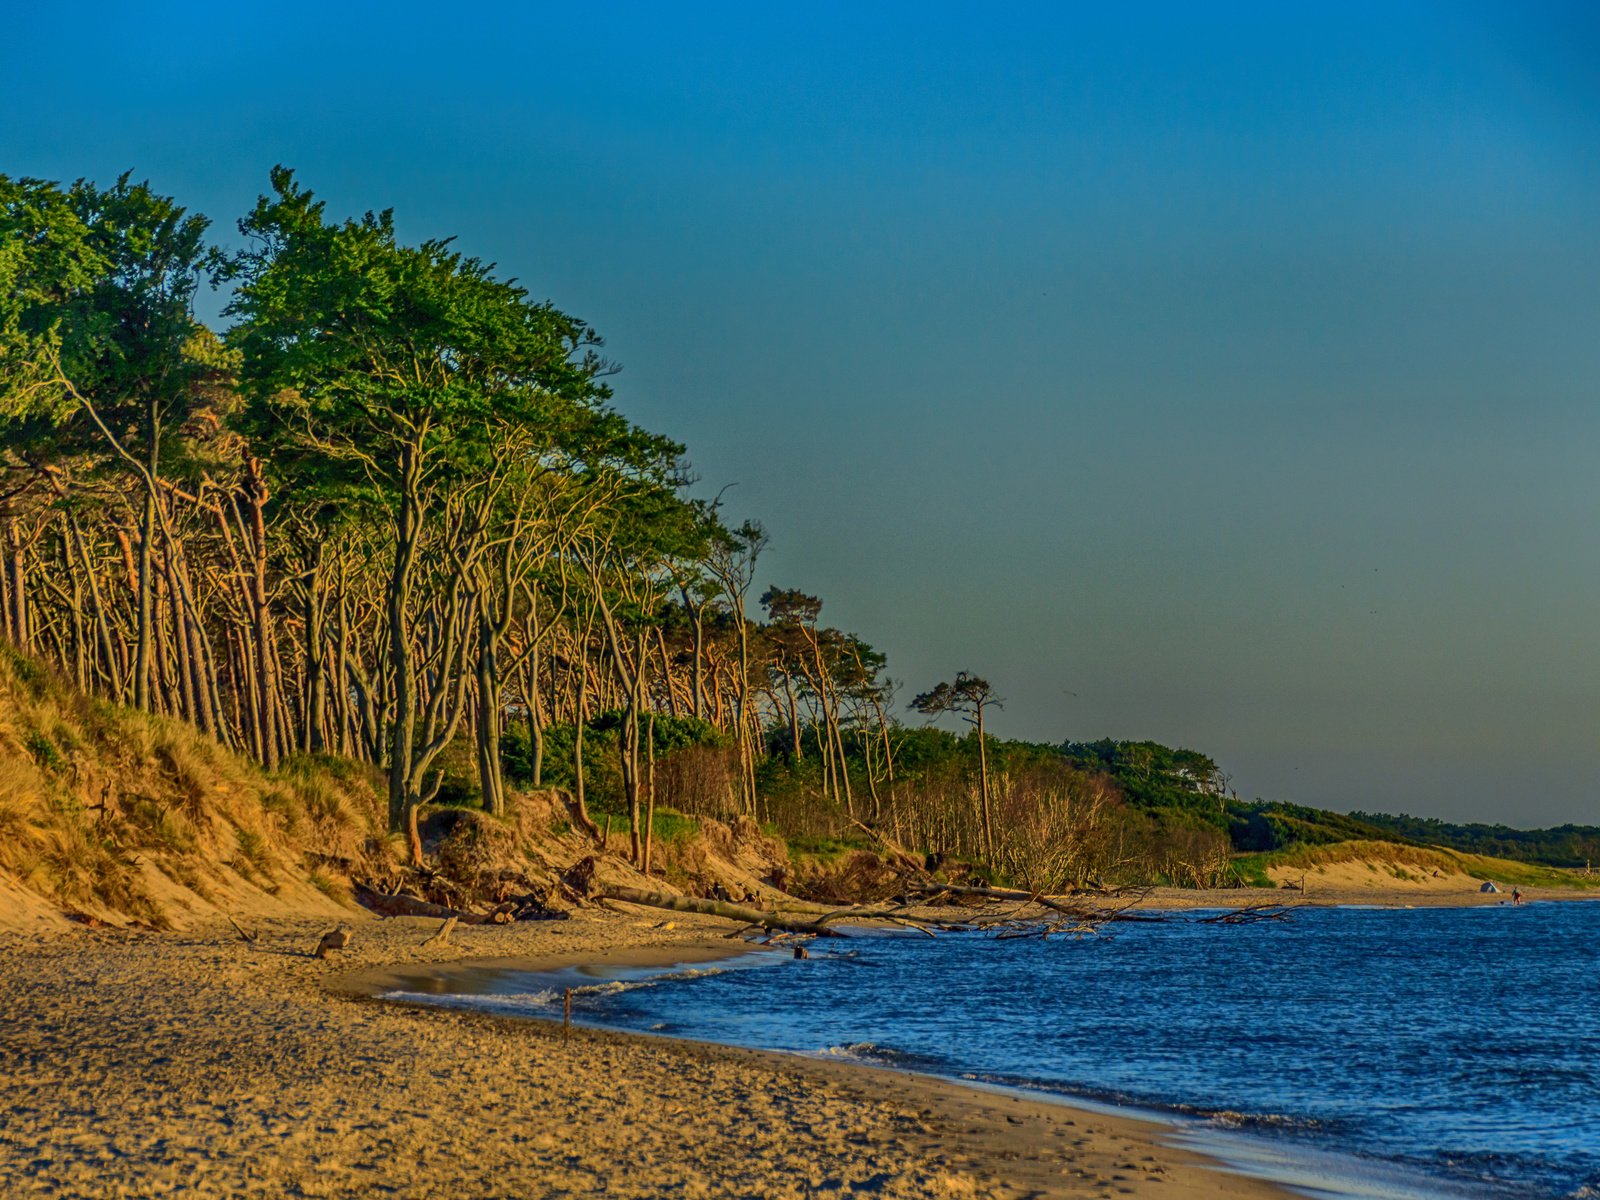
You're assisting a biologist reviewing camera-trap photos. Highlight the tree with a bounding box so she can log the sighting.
[578,476,697,868]
[0,174,216,712]
[226,167,613,836]
[0,176,100,653]
[705,518,767,812]
[910,672,1002,860]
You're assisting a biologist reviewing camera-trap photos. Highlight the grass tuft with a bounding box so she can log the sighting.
[23,731,63,772]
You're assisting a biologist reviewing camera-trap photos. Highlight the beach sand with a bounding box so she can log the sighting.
[0,906,1294,1199]
[1142,875,1594,909]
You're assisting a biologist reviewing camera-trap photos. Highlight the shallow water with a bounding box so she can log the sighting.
[388,901,1600,1199]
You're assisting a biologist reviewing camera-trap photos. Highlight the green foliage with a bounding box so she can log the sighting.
[910,671,999,724]
[504,712,726,807]
[649,808,699,844]
[569,710,727,756]
[573,805,698,843]
[644,713,730,754]
[0,175,102,419]
[1349,811,1600,869]
[1,172,217,468]
[23,731,63,772]
[1226,802,1395,853]
[3,647,48,698]
[1227,853,1277,889]
[10,166,1591,898]
[225,166,621,501]
[783,833,870,863]
[504,720,619,807]
[426,736,484,808]
[1060,739,1226,814]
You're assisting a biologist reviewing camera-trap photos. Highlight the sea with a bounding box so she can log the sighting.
[383,901,1600,1199]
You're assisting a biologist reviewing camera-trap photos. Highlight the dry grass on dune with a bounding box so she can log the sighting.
[0,649,788,934]
[0,648,386,930]
[1262,838,1600,891]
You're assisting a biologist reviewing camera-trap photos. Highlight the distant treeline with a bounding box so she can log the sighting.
[1347,813,1600,869]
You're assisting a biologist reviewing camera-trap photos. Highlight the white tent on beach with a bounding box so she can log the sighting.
[1479,881,1501,894]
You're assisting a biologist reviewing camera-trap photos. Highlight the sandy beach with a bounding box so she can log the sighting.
[0,906,1297,1200]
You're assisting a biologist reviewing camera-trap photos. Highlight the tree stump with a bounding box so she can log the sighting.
[314,926,352,959]
[422,916,458,948]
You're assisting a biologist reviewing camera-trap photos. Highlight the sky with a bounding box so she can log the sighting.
[4,2,1599,823]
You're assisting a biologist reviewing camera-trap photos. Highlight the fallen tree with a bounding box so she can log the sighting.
[1196,903,1298,924]
[353,880,570,925]
[592,886,850,936]
[353,883,504,924]
[908,883,1157,920]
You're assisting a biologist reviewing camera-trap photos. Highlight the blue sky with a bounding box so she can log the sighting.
[5,2,1599,821]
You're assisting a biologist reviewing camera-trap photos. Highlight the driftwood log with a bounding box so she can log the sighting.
[594,887,849,936]
[593,887,959,938]
[1198,904,1297,924]
[225,914,258,944]
[899,883,1166,939]
[422,916,459,947]
[910,883,1159,922]
[353,883,499,925]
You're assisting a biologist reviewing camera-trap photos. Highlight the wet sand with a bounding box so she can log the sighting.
[1,907,1294,1199]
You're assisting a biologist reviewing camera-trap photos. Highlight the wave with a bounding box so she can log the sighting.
[813,1042,913,1066]
[381,964,743,1016]
[1201,1108,1334,1134]
[383,988,566,1015]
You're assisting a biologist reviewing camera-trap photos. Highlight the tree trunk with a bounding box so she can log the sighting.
[387,445,423,831]
[302,538,328,754]
[244,458,279,768]
[570,657,596,836]
[643,711,657,874]
[3,519,29,650]
[977,704,994,861]
[475,612,505,817]
[783,674,802,761]
[525,647,544,787]
[134,481,155,709]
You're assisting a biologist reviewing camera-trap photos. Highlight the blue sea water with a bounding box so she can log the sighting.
[387,902,1600,1199]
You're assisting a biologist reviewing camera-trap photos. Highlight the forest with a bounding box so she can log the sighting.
[2,168,1569,896]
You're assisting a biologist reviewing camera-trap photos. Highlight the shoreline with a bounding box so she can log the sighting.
[1134,883,1600,910]
[360,934,1489,1200]
[3,910,1296,1199]
[6,881,1583,1197]
[345,933,1307,1200]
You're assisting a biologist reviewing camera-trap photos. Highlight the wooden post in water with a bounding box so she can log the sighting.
[564,987,572,1039]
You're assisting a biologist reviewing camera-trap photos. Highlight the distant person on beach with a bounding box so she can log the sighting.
[1512,888,1522,905]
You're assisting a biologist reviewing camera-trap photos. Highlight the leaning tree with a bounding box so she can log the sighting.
[910,671,1003,860]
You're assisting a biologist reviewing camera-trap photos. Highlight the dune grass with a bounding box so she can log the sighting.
[1236,838,1600,890]
[0,648,386,925]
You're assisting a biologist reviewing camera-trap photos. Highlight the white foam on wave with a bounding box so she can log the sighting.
[381,963,743,1016]
[382,988,565,1014]
[813,1042,906,1065]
